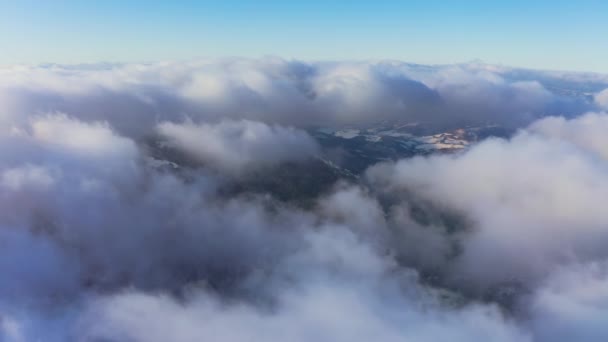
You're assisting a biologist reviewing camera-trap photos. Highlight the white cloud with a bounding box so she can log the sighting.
[157,119,319,173]
[30,114,137,158]
[529,262,608,341]
[594,88,608,109]
[529,112,608,160]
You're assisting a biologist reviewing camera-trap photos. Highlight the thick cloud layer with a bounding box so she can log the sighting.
[1,59,608,341]
[0,113,528,341]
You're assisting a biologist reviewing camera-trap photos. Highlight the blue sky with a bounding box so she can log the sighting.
[1,0,607,72]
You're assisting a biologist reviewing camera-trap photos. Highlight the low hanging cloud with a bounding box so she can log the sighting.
[1,59,608,341]
[157,120,319,174]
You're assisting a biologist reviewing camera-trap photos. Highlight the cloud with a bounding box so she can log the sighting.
[157,119,319,174]
[73,222,529,342]
[0,315,25,342]
[528,112,608,159]
[29,114,137,159]
[595,88,608,109]
[0,59,607,341]
[528,262,608,341]
[0,112,528,340]
[0,58,589,134]
[80,276,529,342]
[367,112,608,295]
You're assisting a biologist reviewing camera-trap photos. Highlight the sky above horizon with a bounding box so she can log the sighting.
[1,0,607,73]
